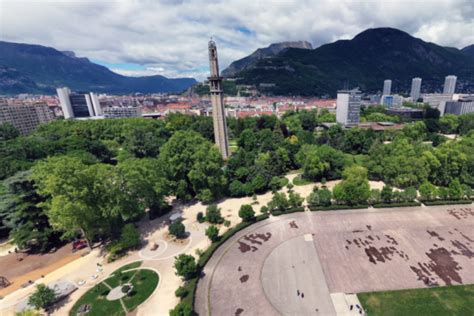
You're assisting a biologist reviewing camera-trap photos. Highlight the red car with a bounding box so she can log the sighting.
[72,240,88,252]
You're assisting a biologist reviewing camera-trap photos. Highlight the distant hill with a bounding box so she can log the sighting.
[462,44,474,58]
[221,41,313,77]
[0,41,197,95]
[234,28,474,96]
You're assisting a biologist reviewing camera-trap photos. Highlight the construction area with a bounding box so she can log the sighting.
[195,205,474,315]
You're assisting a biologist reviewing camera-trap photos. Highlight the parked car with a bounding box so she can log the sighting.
[72,240,87,252]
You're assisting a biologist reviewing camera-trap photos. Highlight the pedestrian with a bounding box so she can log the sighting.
[350,305,353,310]
[297,290,300,296]
[302,293,304,298]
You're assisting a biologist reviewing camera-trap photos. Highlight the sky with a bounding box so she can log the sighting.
[1,0,473,81]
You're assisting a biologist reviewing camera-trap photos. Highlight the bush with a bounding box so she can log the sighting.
[239,204,255,222]
[309,204,368,211]
[169,221,186,239]
[423,200,472,206]
[28,284,57,310]
[293,175,312,186]
[169,301,192,316]
[206,204,224,224]
[205,225,220,243]
[223,220,231,227]
[175,286,189,298]
[196,212,204,223]
[260,206,269,214]
[372,202,421,208]
[174,254,198,280]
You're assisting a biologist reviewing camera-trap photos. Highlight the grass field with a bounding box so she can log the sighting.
[358,285,474,316]
[292,175,313,186]
[69,262,158,316]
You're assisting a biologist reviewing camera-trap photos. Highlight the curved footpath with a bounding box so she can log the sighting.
[195,204,474,315]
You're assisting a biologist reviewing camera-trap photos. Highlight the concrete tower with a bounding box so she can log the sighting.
[208,39,230,159]
[410,77,422,101]
[443,75,457,94]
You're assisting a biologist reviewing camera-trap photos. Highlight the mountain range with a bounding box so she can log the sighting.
[222,41,313,77]
[0,41,197,95]
[229,28,474,96]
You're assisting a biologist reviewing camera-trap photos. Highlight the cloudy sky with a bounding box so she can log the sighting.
[1,0,473,81]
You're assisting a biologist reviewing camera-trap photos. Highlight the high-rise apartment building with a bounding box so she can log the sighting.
[410,78,422,101]
[0,103,55,134]
[57,87,102,119]
[383,79,392,95]
[208,40,230,159]
[336,89,361,127]
[443,75,457,95]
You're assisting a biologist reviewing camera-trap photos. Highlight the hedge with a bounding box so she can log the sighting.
[373,201,422,208]
[270,207,305,216]
[173,213,270,314]
[308,204,368,211]
[422,200,472,206]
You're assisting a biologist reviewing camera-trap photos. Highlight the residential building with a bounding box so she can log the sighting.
[56,87,102,119]
[443,75,457,95]
[336,89,361,127]
[0,103,55,134]
[383,79,392,95]
[410,78,422,101]
[103,106,141,118]
[444,99,474,115]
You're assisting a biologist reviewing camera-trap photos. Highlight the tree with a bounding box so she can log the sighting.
[28,284,56,310]
[381,185,393,203]
[205,225,219,243]
[169,221,186,239]
[205,204,224,224]
[0,123,20,141]
[169,302,192,316]
[117,158,171,219]
[369,189,381,205]
[120,224,141,249]
[160,130,226,201]
[288,192,304,208]
[32,156,137,249]
[174,254,198,280]
[332,165,370,205]
[401,187,417,202]
[268,192,289,212]
[419,181,437,201]
[448,178,463,200]
[0,170,59,252]
[238,204,255,222]
[175,286,189,298]
[437,187,449,200]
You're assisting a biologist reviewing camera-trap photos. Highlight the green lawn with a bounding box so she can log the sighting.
[69,263,158,316]
[358,284,474,316]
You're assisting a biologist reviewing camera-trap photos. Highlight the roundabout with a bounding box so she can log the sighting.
[195,205,474,315]
[69,262,159,316]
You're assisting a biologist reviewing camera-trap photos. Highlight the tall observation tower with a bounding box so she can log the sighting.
[208,39,230,159]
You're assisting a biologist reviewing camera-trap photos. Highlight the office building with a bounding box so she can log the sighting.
[443,75,457,95]
[383,79,392,95]
[0,103,55,134]
[57,87,102,119]
[421,93,454,115]
[336,88,361,127]
[444,99,474,115]
[103,106,141,118]
[208,39,230,159]
[410,78,422,101]
[381,94,403,108]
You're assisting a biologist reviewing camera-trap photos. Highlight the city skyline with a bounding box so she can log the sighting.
[1,0,473,80]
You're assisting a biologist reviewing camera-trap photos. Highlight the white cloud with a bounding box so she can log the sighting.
[1,0,473,81]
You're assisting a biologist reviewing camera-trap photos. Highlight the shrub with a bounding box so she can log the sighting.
[120,224,141,249]
[205,225,220,243]
[239,204,255,222]
[169,221,186,239]
[206,204,224,224]
[260,205,269,214]
[169,301,192,316]
[174,254,198,280]
[196,212,204,223]
[223,220,231,227]
[175,286,189,298]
